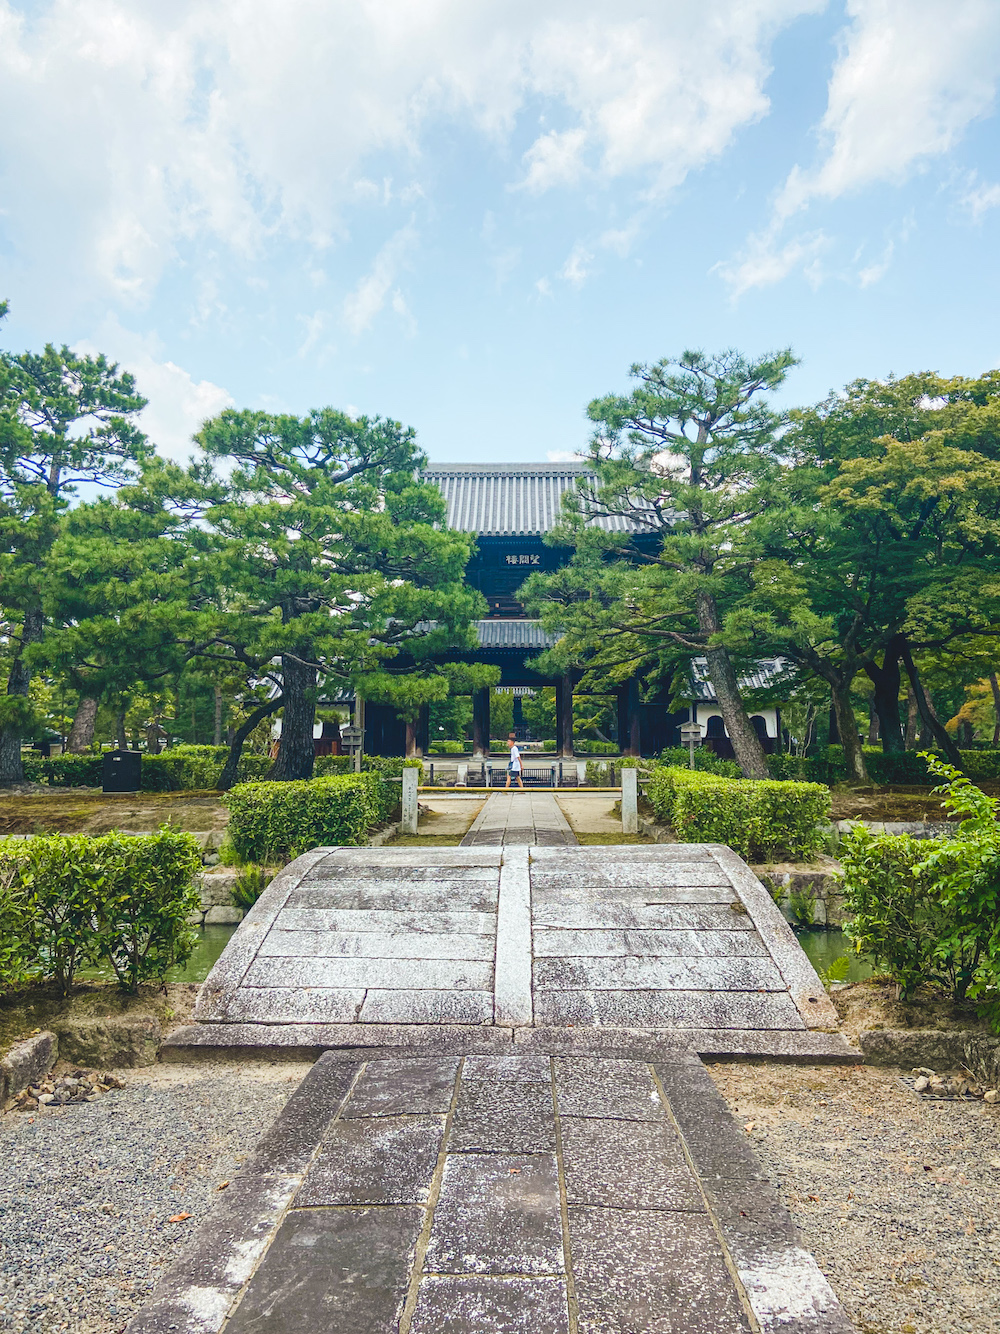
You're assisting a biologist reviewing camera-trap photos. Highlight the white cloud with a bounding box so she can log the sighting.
[0,0,824,311]
[776,0,1000,217]
[963,177,1000,221]
[342,223,417,335]
[718,0,1000,295]
[715,229,827,299]
[560,243,595,287]
[75,319,233,461]
[547,449,584,462]
[857,240,894,288]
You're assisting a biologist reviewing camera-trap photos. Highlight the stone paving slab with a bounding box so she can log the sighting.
[126,1052,856,1334]
[184,838,844,1058]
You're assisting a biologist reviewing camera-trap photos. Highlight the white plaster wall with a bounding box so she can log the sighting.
[695,705,778,739]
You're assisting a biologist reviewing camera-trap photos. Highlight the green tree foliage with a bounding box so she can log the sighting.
[521,348,799,778]
[0,319,149,783]
[735,373,1000,781]
[196,408,486,779]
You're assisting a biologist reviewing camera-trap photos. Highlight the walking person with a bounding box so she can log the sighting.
[505,733,524,790]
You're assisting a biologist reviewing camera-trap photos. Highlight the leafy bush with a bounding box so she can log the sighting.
[841,756,1000,1011]
[645,766,830,861]
[225,772,398,862]
[0,830,202,994]
[363,755,423,780]
[314,754,354,776]
[428,740,468,754]
[658,746,743,778]
[0,866,35,995]
[572,739,618,754]
[232,865,272,910]
[23,745,272,791]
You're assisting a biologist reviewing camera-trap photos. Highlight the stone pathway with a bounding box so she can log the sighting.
[169,844,854,1062]
[127,1051,855,1334]
[461,791,576,845]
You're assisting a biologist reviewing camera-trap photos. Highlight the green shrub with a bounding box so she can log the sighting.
[0,866,35,995]
[225,772,398,862]
[362,755,423,781]
[314,754,354,776]
[586,760,618,786]
[232,865,272,910]
[428,740,468,754]
[841,756,1000,1011]
[645,766,830,861]
[0,829,202,995]
[22,745,271,791]
[658,746,743,778]
[572,739,617,754]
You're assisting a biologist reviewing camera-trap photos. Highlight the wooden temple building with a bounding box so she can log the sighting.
[354,463,782,758]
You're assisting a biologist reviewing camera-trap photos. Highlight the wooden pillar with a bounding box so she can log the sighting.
[417,703,430,755]
[472,688,490,758]
[620,678,641,757]
[556,673,574,758]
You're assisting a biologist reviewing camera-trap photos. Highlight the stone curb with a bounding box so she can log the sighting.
[123,1053,361,1334]
[654,1060,857,1332]
[0,1031,58,1109]
[162,1021,862,1065]
[859,1027,1000,1082]
[711,845,839,1031]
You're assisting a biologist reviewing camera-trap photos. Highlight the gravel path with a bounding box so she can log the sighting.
[0,1061,310,1334]
[710,1062,1000,1334]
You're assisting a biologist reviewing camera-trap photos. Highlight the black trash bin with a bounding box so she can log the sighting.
[102,749,142,793]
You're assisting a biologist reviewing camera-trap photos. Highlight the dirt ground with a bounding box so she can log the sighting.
[711,1062,1000,1334]
[0,983,199,1061]
[0,790,229,837]
[832,979,990,1043]
[826,785,995,822]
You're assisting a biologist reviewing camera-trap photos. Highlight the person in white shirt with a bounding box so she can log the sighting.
[505,733,524,790]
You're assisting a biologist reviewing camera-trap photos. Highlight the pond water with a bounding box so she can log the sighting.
[794,928,873,983]
[80,924,238,986]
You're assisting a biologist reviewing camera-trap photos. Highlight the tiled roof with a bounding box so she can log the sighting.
[422,462,634,535]
[475,619,559,649]
[692,657,790,702]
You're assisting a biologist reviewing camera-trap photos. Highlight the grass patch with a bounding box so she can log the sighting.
[574,831,653,845]
[0,789,228,836]
[386,833,464,846]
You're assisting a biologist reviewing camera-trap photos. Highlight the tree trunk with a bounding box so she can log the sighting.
[695,591,769,778]
[472,688,490,758]
[830,679,869,784]
[899,640,962,767]
[115,707,128,751]
[0,606,44,786]
[216,697,283,791]
[864,637,905,752]
[213,686,223,747]
[405,717,420,758]
[67,695,99,753]
[269,655,317,780]
[556,673,575,758]
[867,703,879,745]
[990,673,1000,746]
[905,686,919,748]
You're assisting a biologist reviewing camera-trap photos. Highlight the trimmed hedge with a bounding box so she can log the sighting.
[0,829,202,995]
[646,766,830,861]
[658,746,743,778]
[784,747,1000,786]
[225,772,398,862]
[23,745,272,791]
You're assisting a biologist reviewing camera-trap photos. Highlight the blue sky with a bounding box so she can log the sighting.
[1,0,999,465]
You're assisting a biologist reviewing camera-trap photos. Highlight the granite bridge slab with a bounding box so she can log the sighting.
[167,842,854,1063]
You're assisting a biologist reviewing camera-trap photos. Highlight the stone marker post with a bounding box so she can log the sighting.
[621,765,638,835]
[402,766,419,835]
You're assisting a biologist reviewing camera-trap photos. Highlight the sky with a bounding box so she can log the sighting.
[1,0,999,466]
